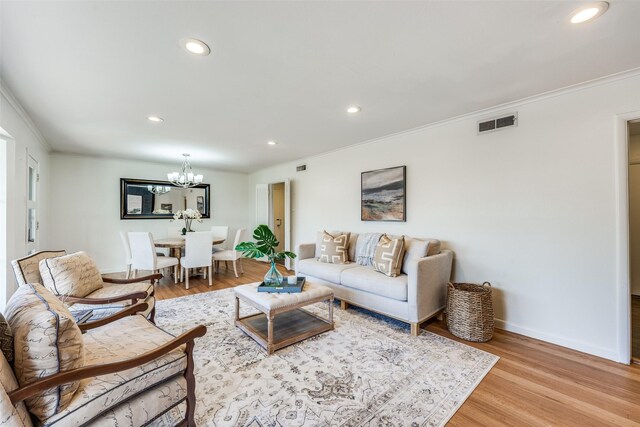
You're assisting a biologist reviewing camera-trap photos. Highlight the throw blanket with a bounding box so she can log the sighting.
[356,233,383,266]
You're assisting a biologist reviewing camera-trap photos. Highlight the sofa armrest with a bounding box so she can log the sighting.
[295,243,315,273]
[406,250,453,323]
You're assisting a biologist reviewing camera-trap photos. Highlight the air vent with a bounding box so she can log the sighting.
[296,165,306,172]
[478,113,517,134]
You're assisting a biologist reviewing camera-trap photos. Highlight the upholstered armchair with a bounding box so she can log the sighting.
[1,283,206,426]
[11,250,159,322]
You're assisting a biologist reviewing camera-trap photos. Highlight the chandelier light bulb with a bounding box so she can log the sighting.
[167,154,204,188]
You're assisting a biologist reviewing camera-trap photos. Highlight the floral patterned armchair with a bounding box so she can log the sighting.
[11,250,158,322]
[1,283,206,426]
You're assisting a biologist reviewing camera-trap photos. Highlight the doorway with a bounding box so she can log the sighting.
[628,119,640,363]
[255,180,292,270]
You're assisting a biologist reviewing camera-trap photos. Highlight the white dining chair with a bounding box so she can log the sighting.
[212,228,245,278]
[180,231,214,290]
[119,231,133,279]
[128,232,179,283]
[210,225,229,253]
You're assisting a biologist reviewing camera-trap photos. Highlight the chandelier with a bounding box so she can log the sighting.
[167,153,204,188]
[147,185,172,195]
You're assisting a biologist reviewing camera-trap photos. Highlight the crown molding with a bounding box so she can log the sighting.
[292,66,640,166]
[0,78,52,152]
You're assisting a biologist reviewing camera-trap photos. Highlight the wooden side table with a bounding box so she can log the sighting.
[234,281,334,354]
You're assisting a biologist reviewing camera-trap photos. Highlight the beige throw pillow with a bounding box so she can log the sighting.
[318,232,350,264]
[39,251,103,297]
[372,234,405,277]
[5,283,84,421]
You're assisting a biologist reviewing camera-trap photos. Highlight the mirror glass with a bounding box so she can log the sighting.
[120,178,210,219]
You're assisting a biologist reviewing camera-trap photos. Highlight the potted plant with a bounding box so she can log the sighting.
[235,224,296,285]
[172,209,202,235]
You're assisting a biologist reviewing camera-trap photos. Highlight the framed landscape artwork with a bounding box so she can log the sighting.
[361,165,406,222]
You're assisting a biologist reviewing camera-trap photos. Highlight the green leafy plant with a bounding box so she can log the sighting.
[235,224,296,263]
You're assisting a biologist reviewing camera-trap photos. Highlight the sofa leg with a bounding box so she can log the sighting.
[184,340,197,427]
[340,300,349,310]
[410,322,420,336]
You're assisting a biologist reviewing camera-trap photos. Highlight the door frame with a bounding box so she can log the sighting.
[25,153,39,254]
[256,180,292,270]
[615,111,640,364]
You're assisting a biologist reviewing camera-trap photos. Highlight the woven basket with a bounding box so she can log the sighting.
[446,282,494,342]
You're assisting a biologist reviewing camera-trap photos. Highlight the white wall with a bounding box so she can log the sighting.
[0,85,51,310]
[49,153,249,273]
[248,71,640,362]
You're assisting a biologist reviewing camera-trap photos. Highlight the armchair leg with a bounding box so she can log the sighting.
[239,258,244,274]
[184,340,197,427]
[208,266,212,287]
[149,305,156,324]
[174,265,178,284]
[185,269,190,290]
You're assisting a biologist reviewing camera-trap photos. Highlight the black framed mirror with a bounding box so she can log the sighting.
[120,178,210,220]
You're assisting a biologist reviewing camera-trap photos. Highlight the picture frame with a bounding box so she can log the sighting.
[361,165,406,222]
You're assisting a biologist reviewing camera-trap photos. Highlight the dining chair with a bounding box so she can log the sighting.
[128,232,179,283]
[119,231,133,279]
[212,228,245,278]
[210,225,229,253]
[180,231,214,290]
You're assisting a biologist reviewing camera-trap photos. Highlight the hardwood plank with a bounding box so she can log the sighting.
[105,259,640,425]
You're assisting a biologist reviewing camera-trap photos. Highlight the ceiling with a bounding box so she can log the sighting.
[2,1,640,172]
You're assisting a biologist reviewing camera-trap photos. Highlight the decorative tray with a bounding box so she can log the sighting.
[257,276,306,293]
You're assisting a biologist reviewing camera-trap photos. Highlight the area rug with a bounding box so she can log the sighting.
[154,289,498,426]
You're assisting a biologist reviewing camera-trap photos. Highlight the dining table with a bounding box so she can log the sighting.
[154,236,225,277]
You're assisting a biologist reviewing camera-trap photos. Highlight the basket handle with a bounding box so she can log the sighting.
[482,282,492,287]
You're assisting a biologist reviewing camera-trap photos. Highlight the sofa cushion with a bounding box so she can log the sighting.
[1,351,33,427]
[297,258,359,283]
[372,235,405,277]
[43,315,187,427]
[5,283,84,422]
[341,266,408,301]
[11,250,67,287]
[348,233,359,262]
[39,251,104,298]
[318,232,350,264]
[402,237,430,274]
[0,313,13,363]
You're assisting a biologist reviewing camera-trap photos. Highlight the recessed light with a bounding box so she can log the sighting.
[569,2,608,24]
[179,38,211,56]
[267,140,277,146]
[347,106,361,114]
[147,116,164,123]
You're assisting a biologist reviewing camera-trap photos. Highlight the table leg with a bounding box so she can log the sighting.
[234,296,240,322]
[267,312,274,354]
[329,296,334,326]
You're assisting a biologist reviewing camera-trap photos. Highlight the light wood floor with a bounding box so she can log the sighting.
[112,259,640,426]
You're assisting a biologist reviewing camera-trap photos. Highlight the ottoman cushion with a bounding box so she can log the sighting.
[235,282,332,311]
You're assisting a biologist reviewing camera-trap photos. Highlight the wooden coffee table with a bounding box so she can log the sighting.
[234,281,334,354]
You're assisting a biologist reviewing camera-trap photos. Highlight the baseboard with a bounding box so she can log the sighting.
[494,318,620,362]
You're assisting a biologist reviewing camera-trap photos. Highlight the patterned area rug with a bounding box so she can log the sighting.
[155,289,498,426]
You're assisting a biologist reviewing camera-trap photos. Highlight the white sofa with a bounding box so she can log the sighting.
[295,232,453,335]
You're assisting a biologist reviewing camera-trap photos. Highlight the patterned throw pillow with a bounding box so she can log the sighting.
[0,313,13,363]
[5,283,84,421]
[318,232,350,264]
[39,251,103,297]
[372,234,406,277]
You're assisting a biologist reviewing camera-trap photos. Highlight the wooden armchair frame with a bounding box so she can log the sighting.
[8,302,207,427]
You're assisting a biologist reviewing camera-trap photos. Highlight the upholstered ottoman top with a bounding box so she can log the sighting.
[234,281,333,311]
